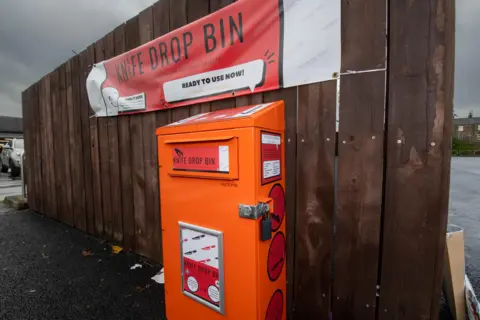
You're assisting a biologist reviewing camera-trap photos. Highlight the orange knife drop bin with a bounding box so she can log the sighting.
[157,101,286,320]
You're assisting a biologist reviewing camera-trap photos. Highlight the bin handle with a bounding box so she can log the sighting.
[164,136,234,144]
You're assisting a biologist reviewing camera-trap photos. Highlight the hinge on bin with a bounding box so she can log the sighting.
[238,203,270,220]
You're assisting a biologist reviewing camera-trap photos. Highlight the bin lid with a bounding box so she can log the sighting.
[156,100,284,136]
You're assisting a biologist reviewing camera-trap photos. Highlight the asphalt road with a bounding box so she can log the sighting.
[449,157,480,292]
[0,158,479,319]
[0,210,165,320]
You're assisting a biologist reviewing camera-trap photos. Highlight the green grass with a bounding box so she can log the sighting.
[452,138,480,156]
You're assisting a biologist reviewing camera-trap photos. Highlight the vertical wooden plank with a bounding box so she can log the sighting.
[293,81,336,320]
[151,0,175,261]
[153,0,173,125]
[98,31,115,240]
[332,1,387,319]
[264,88,297,320]
[341,0,387,71]
[210,0,235,11]
[211,98,236,111]
[92,39,105,237]
[38,76,49,216]
[169,0,186,33]
[58,63,74,226]
[130,111,146,255]
[123,14,147,254]
[107,24,125,244]
[431,1,455,317]
[235,93,264,107]
[50,69,65,222]
[169,0,190,122]
[187,0,209,21]
[153,0,172,260]
[79,45,96,235]
[21,87,34,209]
[153,0,170,39]
[43,73,58,218]
[378,0,455,318]
[139,6,159,259]
[119,17,139,250]
[32,83,44,213]
[187,0,210,117]
[64,60,76,226]
[70,56,87,232]
[333,73,385,319]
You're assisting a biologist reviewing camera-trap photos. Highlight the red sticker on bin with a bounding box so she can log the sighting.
[267,232,285,281]
[269,184,285,232]
[172,145,229,173]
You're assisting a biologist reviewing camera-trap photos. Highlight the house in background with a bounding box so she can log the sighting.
[453,117,480,143]
[0,116,23,139]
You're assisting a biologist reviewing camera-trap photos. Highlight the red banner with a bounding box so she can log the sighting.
[86,0,341,116]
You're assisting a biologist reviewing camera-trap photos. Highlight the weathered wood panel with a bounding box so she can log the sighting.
[98,32,115,240]
[92,38,105,237]
[64,60,77,226]
[108,24,126,244]
[79,45,96,235]
[210,0,235,11]
[118,17,139,250]
[34,82,44,213]
[293,81,337,320]
[50,69,65,222]
[186,0,210,117]
[169,0,190,122]
[333,72,385,319]
[139,6,161,260]
[187,0,209,22]
[124,15,148,255]
[130,111,147,255]
[38,76,47,215]
[57,64,74,227]
[332,0,387,318]
[42,73,58,219]
[378,0,455,318]
[21,86,34,208]
[70,56,87,232]
[235,92,263,108]
[341,0,387,71]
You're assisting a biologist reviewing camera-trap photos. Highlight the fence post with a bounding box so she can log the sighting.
[378,0,455,318]
[21,152,26,199]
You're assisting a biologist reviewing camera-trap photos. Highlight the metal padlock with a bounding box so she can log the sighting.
[260,214,272,241]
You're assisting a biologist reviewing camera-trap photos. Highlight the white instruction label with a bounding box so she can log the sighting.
[219,146,229,172]
[263,160,281,179]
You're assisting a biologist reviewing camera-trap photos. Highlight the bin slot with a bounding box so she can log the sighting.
[165,136,234,144]
[164,137,239,180]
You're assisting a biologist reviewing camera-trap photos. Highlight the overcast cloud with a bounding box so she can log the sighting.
[0,0,477,118]
[0,0,157,117]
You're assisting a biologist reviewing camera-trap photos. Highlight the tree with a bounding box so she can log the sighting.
[468,110,474,118]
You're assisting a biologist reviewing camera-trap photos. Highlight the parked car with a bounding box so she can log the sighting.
[1,138,24,177]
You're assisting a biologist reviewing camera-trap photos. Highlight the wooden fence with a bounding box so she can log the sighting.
[21,0,455,318]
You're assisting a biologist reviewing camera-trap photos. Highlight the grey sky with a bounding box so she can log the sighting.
[0,0,157,117]
[0,0,477,118]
